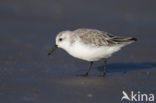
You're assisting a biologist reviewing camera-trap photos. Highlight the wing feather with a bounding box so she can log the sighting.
[72,28,136,47]
[73,28,117,46]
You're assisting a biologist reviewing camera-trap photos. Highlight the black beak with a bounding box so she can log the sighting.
[48,45,58,56]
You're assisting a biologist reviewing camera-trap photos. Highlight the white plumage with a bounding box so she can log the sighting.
[55,28,136,61]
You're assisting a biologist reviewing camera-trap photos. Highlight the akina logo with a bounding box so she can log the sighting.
[121,91,155,102]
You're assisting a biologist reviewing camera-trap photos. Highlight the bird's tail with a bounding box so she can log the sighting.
[112,37,137,43]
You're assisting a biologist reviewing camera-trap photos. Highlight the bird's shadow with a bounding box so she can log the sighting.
[97,62,156,73]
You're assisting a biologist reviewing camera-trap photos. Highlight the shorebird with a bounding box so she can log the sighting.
[48,28,137,77]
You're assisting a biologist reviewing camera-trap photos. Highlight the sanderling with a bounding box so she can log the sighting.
[48,28,137,77]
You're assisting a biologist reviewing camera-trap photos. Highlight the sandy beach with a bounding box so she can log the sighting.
[0,0,156,103]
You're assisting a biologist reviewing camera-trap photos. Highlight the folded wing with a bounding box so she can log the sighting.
[74,28,137,47]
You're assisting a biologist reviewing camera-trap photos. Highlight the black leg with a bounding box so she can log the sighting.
[97,59,107,77]
[76,62,93,77]
[103,59,107,76]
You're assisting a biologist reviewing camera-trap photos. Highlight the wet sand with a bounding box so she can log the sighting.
[0,0,156,103]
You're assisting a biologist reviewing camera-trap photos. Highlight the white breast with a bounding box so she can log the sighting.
[64,41,122,61]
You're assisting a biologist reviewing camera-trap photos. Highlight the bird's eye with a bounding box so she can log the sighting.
[59,38,62,41]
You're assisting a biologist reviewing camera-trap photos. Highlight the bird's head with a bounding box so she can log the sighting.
[48,30,72,55]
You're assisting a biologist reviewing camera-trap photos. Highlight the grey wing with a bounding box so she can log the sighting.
[74,28,117,46]
[74,28,137,46]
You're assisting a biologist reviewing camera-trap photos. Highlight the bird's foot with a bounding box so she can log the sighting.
[76,73,88,77]
[96,72,106,77]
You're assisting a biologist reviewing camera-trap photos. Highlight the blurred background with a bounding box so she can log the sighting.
[0,0,156,103]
